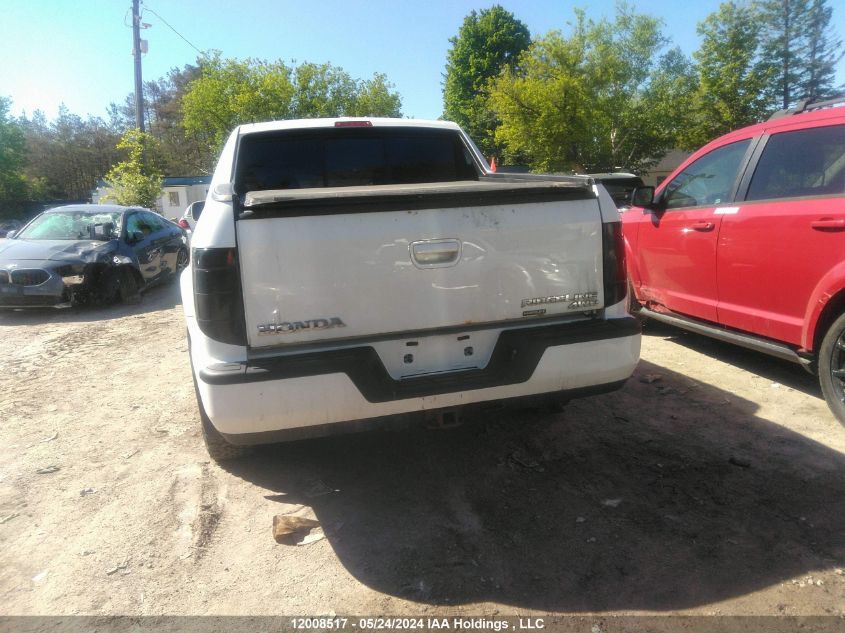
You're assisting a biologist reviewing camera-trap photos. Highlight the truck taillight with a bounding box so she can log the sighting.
[602,221,627,307]
[193,247,246,345]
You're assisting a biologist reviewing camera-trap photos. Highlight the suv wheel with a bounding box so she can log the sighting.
[818,311,845,426]
[628,278,642,315]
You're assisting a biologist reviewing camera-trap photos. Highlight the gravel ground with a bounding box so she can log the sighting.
[0,281,844,619]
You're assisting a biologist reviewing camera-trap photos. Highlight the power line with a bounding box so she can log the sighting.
[141,4,204,56]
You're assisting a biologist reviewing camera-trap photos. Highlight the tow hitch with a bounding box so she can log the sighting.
[424,409,462,430]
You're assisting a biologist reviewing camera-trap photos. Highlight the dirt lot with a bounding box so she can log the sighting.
[1,281,844,618]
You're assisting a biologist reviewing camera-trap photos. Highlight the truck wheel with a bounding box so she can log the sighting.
[818,312,845,426]
[192,373,252,461]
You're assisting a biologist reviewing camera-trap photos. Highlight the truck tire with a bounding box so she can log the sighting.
[818,311,845,426]
[191,372,252,461]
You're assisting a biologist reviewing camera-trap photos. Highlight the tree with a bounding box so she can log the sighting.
[181,53,403,166]
[443,5,530,157]
[0,96,28,206]
[20,106,122,200]
[757,0,843,108]
[139,63,207,175]
[800,0,844,102]
[759,0,811,109]
[686,2,772,147]
[102,130,163,208]
[489,6,693,173]
[349,73,403,117]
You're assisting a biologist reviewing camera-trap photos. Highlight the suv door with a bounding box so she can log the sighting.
[716,122,845,346]
[632,138,753,322]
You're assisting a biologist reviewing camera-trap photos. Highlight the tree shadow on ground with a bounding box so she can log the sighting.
[221,359,845,612]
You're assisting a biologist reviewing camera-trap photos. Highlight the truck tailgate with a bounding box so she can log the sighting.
[236,181,603,349]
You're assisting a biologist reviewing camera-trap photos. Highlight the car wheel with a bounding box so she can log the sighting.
[117,267,142,304]
[818,311,845,426]
[175,247,189,272]
[93,269,121,306]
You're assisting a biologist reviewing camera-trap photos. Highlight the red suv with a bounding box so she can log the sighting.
[623,97,845,424]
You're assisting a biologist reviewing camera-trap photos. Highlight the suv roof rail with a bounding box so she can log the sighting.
[768,94,845,120]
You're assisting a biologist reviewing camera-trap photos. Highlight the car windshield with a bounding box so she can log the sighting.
[16,211,121,241]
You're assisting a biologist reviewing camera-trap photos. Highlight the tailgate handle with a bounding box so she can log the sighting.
[410,239,462,268]
[811,217,845,231]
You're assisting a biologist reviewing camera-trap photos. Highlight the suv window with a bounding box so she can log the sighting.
[234,127,479,192]
[662,140,751,209]
[746,124,845,201]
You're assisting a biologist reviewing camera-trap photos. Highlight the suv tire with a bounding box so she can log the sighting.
[818,311,845,426]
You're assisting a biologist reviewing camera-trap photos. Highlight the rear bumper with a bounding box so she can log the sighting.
[192,317,641,442]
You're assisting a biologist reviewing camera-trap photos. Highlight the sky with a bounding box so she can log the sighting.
[1,0,844,123]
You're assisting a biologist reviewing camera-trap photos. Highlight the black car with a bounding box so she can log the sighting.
[0,204,188,308]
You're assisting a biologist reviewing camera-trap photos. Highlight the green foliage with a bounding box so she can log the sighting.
[20,106,123,200]
[182,53,403,163]
[758,0,843,109]
[0,96,28,203]
[443,5,530,157]
[798,0,843,102]
[102,129,163,209]
[489,6,694,173]
[759,0,811,109]
[348,74,402,118]
[684,2,773,147]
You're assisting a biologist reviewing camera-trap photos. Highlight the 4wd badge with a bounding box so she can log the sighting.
[521,292,599,312]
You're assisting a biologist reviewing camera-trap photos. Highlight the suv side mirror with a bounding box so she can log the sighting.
[631,186,656,208]
[189,201,205,222]
[5,230,16,239]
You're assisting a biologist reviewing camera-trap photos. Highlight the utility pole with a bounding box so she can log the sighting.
[132,0,145,132]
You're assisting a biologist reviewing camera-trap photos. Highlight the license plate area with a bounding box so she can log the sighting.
[371,329,499,380]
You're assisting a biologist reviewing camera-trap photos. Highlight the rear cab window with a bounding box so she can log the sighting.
[234,127,479,194]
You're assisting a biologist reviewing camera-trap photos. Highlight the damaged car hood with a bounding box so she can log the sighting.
[0,239,116,264]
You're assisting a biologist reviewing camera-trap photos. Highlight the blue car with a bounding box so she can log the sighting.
[0,204,188,308]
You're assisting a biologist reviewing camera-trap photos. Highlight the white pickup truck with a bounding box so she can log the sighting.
[181,118,641,460]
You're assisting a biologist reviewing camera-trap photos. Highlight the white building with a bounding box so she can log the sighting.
[155,176,211,219]
[92,176,211,217]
